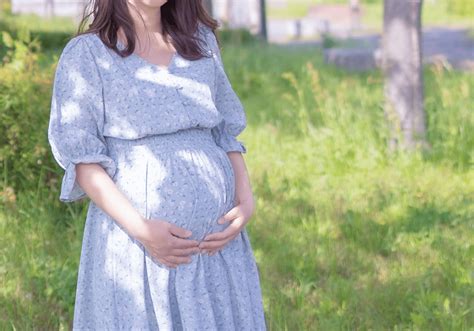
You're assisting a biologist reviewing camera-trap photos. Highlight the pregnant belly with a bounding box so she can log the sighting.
[106,128,236,241]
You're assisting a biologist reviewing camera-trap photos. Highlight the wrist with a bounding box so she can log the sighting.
[128,215,149,242]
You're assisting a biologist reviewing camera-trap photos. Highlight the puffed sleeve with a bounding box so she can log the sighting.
[47,36,116,202]
[203,27,248,154]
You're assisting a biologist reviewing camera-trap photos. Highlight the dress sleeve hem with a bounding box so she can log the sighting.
[59,155,117,203]
[220,138,247,154]
[211,127,247,154]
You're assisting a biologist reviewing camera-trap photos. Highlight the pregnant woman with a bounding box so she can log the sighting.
[47,0,266,329]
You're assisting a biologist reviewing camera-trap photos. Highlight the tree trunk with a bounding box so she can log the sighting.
[227,0,251,29]
[259,0,267,41]
[349,0,361,30]
[382,0,428,151]
[45,0,55,18]
[203,0,213,16]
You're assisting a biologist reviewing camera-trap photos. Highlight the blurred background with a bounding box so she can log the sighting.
[0,0,473,329]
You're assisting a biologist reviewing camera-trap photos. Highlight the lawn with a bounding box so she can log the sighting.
[267,0,474,29]
[1,11,473,330]
[224,42,474,329]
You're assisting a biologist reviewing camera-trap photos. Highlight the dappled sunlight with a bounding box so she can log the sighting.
[175,149,227,208]
[54,68,95,125]
[95,56,112,70]
[106,128,231,242]
[69,70,88,98]
[2,4,473,329]
[174,75,216,111]
[173,55,192,69]
[134,65,216,111]
[60,100,81,124]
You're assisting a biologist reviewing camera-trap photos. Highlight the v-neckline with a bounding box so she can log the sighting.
[115,37,178,71]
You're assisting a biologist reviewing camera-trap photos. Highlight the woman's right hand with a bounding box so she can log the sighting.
[134,217,201,269]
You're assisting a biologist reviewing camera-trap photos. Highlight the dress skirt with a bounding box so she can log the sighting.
[72,127,266,330]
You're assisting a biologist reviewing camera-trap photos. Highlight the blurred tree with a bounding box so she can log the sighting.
[259,0,267,41]
[45,0,54,18]
[227,0,252,29]
[0,0,11,14]
[349,0,361,29]
[382,0,428,151]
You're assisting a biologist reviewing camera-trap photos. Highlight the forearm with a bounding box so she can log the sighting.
[75,163,147,239]
[227,152,254,205]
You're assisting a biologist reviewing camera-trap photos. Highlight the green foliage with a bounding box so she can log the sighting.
[0,12,75,51]
[1,189,81,330]
[0,0,11,14]
[424,65,474,170]
[0,30,60,204]
[217,28,261,45]
[448,0,474,17]
[1,19,473,330]
[222,43,473,329]
[267,0,473,28]
[321,33,338,49]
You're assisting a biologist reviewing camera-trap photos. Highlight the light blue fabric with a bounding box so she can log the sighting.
[48,24,266,330]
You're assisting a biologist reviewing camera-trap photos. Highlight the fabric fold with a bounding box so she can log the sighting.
[59,155,117,202]
[211,121,247,154]
[47,35,115,202]
[200,24,248,154]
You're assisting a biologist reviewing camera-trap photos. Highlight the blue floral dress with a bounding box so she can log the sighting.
[47,24,266,330]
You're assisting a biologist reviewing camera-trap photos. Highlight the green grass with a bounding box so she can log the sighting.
[221,44,474,329]
[0,9,76,33]
[0,190,80,330]
[267,0,318,19]
[267,0,474,29]
[363,2,474,30]
[1,14,474,330]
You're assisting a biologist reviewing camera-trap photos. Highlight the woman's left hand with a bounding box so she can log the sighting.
[199,197,255,256]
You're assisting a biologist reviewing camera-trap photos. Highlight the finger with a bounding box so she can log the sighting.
[167,255,192,265]
[199,239,228,250]
[204,219,243,241]
[161,257,179,268]
[168,224,192,238]
[201,231,238,250]
[172,246,201,257]
[157,257,177,269]
[202,249,215,256]
[202,228,233,242]
[200,230,241,250]
[201,249,216,256]
[218,206,240,224]
[205,248,218,255]
[171,236,200,249]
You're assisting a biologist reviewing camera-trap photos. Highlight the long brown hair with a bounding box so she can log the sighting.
[76,0,219,60]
